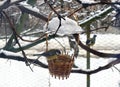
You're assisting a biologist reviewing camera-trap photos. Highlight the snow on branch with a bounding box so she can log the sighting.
[76,0,120,6]
[0,50,48,68]
[0,0,48,22]
[17,3,48,22]
[0,0,10,12]
[73,34,120,59]
[0,49,120,74]
[79,6,113,26]
[0,0,26,12]
[71,58,120,74]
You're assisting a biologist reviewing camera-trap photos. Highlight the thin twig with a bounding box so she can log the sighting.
[54,16,62,36]
[45,1,65,36]
[46,0,65,20]
[113,65,120,73]
[81,26,110,34]
[14,33,33,72]
[68,7,83,17]
[3,11,34,71]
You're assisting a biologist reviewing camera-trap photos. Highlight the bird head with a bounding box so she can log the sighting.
[45,49,61,60]
[94,35,97,38]
[52,49,61,55]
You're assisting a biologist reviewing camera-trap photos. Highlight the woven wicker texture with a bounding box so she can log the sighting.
[47,54,74,80]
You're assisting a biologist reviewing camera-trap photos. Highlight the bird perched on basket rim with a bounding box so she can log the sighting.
[86,35,97,46]
[33,49,61,60]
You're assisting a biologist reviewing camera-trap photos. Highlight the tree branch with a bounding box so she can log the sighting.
[0,50,48,68]
[0,50,120,75]
[0,0,26,12]
[17,5,48,22]
[71,58,120,74]
[73,34,120,58]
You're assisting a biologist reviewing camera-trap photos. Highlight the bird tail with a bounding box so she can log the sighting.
[33,54,42,56]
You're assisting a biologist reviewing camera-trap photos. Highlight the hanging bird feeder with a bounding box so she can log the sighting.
[47,53,74,80]
[44,16,81,79]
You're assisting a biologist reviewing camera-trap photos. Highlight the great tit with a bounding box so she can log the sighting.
[33,49,61,60]
[86,35,97,46]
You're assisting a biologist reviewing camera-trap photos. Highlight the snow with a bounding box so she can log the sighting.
[81,0,96,3]
[63,0,72,2]
[0,33,120,87]
[44,17,83,36]
[19,1,39,13]
[80,34,120,50]
[0,49,22,57]
[37,0,44,5]
[0,57,119,87]
[79,6,112,25]
[0,0,7,6]
[0,59,49,87]
[11,0,21,3]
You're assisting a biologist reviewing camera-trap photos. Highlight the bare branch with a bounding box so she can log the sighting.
[73,34,120,59]
[0,50,48,68]
[0,50,120,75]
[81,26,109,34]
[0,0,26,12]
[17,5,48,22]
[71,59,120,74]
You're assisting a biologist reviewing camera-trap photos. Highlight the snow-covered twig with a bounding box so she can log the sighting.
[17,4,48,22]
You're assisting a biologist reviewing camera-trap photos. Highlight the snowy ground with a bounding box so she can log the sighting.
[0,34,120,87]
[0,57,120,87]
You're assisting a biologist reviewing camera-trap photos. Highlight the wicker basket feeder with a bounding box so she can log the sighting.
[47,54,74,80]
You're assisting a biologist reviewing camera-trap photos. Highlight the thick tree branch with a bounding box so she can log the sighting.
[75,0,120,6]
[73,34,120,59]
[71,58,120,74]
[0,50,120,75]
[17,5,48,22]
[0,50,48,68]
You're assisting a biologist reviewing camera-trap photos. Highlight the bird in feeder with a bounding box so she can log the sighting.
[33,49,61,60]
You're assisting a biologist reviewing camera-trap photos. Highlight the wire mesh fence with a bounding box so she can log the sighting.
[0,1,120,87]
